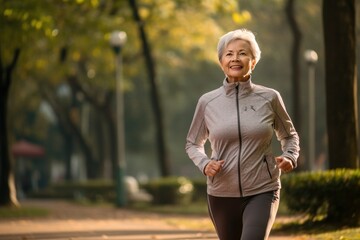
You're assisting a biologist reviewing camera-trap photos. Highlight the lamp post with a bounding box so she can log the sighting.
[304,49,318,171]
[110,31,127,207]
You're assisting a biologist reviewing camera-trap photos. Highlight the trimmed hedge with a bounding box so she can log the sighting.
[281,169,360,226]
[142,176,194,205]
[30,177,200,205]
[191,179,207,202]
[29,180,115,202]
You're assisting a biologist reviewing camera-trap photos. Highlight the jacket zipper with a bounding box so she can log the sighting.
[236,85,243,196]
[263,156,273,179]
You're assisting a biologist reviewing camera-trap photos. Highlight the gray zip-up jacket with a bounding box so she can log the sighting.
[185,78,300,197]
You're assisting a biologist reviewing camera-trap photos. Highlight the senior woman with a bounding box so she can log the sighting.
[185,29,300,240]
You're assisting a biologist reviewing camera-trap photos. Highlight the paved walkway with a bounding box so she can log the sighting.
[0,199,300,240]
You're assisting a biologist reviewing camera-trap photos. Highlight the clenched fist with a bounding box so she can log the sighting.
[204,160,225,176]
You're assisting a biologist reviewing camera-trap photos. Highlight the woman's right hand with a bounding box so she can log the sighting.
[204,160,225,176]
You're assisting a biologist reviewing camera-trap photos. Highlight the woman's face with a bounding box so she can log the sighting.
[220,39,256,83]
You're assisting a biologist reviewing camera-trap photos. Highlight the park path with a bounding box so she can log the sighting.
[0,199,305,240]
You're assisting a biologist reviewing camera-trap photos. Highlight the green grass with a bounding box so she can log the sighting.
[0,206,49,219]
[310,228,360,240]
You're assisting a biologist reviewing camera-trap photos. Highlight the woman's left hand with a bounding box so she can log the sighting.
[275,156,294,173]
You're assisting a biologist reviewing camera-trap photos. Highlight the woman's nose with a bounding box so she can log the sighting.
[232,54,240,61]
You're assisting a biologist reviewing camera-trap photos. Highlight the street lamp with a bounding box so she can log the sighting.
[110,31,127,207]
[304,49,318,171]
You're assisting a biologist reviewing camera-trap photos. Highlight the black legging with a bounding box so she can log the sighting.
[207,190,280,240]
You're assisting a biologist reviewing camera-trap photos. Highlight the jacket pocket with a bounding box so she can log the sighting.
[263,156,273,179]
[209,157,217,183]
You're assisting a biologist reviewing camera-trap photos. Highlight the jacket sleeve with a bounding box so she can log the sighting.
[272,91,300,167]
[185,97,211,173]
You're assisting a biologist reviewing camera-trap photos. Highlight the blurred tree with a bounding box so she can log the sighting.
[0,0,54,206]
[31,1,112,180]
[41,79,100,179]
[0,47,20,206]
[323,0,359,168]
[128,0,170,176]
[285,0,302,134]
[284,0,306,171]
[0,0,111,205]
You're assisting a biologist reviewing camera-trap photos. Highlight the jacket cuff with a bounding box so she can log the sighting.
[282,152,297,168]
[198,157,210,175]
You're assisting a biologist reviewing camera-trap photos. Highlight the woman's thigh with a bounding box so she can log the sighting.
[241,190,280,240]
[207,195,247,240]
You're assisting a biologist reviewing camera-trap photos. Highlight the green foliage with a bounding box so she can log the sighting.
[191,178,207,202]
[142,176,193,205]
[30,177,203,206]
[30,180,116,203]
[281,169,360,226]
[0,206,49,219]
[311,228,360,240]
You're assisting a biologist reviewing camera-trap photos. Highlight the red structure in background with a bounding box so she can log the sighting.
[11,140,45,158]
[11,140,46,196]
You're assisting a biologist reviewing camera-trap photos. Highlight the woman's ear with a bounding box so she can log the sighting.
[251,59,257,70]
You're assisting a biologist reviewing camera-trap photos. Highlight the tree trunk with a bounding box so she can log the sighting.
[0,48,20,206]
[63,131,74,181]
[285,0,302,132]
[128,0,171,176]
[323,0,359,169]
[68,75,118,179]
[41,84,100,179]
[57,49,103,179]
[285,0,305,170]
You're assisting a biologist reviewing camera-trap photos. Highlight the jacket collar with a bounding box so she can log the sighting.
[223,77,254,96]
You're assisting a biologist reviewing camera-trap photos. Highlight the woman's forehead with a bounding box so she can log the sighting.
[225,39,251,50]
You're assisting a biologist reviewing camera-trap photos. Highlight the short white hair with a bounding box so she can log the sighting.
[217,29,261,64]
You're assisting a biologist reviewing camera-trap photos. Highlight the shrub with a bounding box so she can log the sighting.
[191,179,207,202]
[29,178,153,203]
[142,176,193,205]
[281,169,360,226]
[30,180,115,202]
